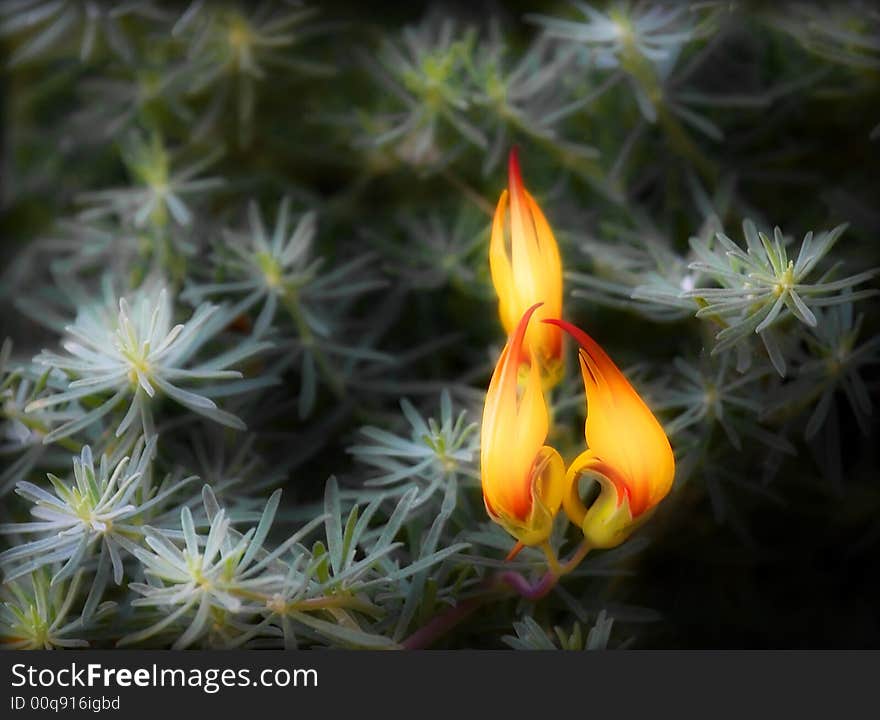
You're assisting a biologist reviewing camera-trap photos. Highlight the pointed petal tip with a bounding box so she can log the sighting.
[507,146,523,192]
[542,316,588,344]
[507,302,544,364]
[542,317,600,350]
[514,301,544,336]
[505,540,525,561]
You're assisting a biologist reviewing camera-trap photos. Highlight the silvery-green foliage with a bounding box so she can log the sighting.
[165,429,284,516]
[569,173,734,321]
[72,48,197,141]
[184,196,388,418]
[468,21,597,173]
[121,480,467,649]
[530,3,701,68]
[0,568,114,649]
[78,129,224,231]
[686,221,878,375]
[765,2,880,71]
[0,0,168,66]
[360,14,486,167]
[173,1,333,145]
[769,300,880,441]
[529,1,723,128]
[568,220,703,321]
[375,212,486,291]
[186,197,320,337]
[0,437,195,619]
[347,390,479,504]
[2,0,879,651]
[31,219,145,279]
[651,356,767,449]
[503,611,615,650]
[26,283,269,441]
[1,340,60,497]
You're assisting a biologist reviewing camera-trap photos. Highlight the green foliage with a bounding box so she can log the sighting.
[1,0,878,650]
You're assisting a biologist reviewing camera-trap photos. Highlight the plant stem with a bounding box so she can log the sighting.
[7,410,81,453]
[400,594,489,650]
[401,540,592,649]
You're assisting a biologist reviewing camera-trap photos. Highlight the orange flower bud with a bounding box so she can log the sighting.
[490,149,564,384]
[481,304,565,546]
[545,317,675,548]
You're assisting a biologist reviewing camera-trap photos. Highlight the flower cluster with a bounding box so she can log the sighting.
[480,149,675,565]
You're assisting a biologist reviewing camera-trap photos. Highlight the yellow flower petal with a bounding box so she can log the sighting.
[490,149,564,383]
[481,304,566,545]
[546,317,675,545]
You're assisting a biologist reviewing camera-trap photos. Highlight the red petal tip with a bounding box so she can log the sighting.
[507,146,523,191]
[542,317,614,367]
[509,302,543,354]
[542,317,594,347]
[505,541,525,561]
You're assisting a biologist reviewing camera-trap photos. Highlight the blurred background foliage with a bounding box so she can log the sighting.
[0,0,879,648]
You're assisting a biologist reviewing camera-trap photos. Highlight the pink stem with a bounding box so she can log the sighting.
[499,570,558,600]
[400,570,559,649]
[400,596,486,650]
